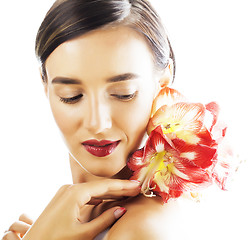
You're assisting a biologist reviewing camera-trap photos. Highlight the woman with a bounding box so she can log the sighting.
[3,0,177,239]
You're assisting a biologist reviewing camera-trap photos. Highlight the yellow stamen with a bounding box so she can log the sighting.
[162,123,180,134]
[141,151,166,196]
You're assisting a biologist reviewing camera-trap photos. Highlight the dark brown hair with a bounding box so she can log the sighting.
[35,0,175,82]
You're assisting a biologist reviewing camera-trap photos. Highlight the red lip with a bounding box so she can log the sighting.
[82,139,120,157]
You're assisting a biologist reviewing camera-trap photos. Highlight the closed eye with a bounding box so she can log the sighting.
[60,94,83,104]
[111,92,137,101]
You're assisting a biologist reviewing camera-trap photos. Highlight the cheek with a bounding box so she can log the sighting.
[113,92,154,148]
[49,98,81,137]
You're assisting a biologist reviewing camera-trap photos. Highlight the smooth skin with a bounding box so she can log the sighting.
[45,26,160,179]
[3,27,174,240]
[2,180,140,240]
[2,214,33,239]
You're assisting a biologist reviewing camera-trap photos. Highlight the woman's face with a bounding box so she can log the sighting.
[45,27,159,177]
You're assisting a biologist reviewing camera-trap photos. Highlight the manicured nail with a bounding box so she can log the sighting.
[114,207,127,219]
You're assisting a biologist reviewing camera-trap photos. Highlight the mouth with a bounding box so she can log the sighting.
[82,139,121,157]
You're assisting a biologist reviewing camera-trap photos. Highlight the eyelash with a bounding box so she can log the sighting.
[59,92,137,104]
[111,92,137,101]
[60,94,83,104]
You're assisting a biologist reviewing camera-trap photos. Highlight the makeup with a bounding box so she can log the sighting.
[82,139,120,157]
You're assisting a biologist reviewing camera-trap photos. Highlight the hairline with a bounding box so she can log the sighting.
[41,22,165,83]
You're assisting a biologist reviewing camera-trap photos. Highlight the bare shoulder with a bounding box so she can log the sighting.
[105,196,181,240]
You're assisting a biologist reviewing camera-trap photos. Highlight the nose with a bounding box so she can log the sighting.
[83,96,112,134]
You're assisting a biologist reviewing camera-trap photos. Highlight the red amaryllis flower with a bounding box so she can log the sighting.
[128,87,231,203]
[148,102,214,146]
[128,126,213,203]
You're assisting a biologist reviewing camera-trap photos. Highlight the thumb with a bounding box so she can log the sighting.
[84,207,127,238]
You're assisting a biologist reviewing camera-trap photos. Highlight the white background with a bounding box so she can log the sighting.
[0,0,248,238]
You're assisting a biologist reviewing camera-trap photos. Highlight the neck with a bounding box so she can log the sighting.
[69,154,133,184]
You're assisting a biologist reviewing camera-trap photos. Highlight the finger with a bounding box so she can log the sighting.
[72,179,140,206]
[95,187,140,200]
[87,180,140,200]
[8,221,30,235]
[87,198,103,205]
[79,207,127,239]
[2,231,20,240]
[19,213,33,225]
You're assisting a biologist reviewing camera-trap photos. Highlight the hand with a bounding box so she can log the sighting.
[2,213,33,240]
[22,179,140,240]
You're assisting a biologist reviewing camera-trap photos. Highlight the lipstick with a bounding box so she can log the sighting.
[82,139,120,157]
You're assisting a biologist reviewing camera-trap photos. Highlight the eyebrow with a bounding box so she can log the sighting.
[106,73,139,83]
[51,73,139,85]
[52,77,81,85]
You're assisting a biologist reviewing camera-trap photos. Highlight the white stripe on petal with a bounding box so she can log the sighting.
[180,152,196,160]
[171,166,190,180]
[155,142,165,152]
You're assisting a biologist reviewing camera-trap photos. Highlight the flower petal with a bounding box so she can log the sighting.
[152,156,212,203]
[173,138,217,169]
[148,102,206,136]
[212,138,233,190]
[205,102,220,132]
[151,87,186,116]
[143,126,173,156]
[129,164,150,183]
[170,157,212,187]
[195,127,214,146]
[127,148,145,171]
[210,121,227,144]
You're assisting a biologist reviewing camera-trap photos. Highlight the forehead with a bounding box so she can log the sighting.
[45,26,155,82]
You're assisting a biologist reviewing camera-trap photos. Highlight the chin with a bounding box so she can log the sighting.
[70,145,132,179]
[91,165,126,178]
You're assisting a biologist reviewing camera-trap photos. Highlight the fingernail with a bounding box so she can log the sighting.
[114,207,127,219]
[130,180,140,185]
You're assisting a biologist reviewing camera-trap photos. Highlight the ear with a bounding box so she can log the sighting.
[158,58,174,88]
[39,67,48,97]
